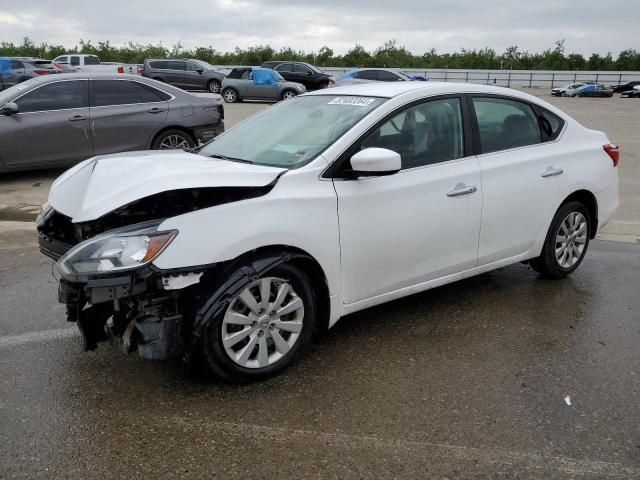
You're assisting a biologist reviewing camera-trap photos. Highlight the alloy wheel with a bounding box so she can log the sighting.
[221,277,304,369]
[555,212,588,268]
[283,90,296,100]
[209,80,221,93]
[223,89,237,102]
[159,134,191,150]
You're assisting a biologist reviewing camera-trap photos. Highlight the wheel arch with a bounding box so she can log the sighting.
[150,126,196,149]
[559,189,598,239]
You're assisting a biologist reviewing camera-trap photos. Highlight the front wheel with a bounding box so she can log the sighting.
[530,201,591,278]
[281,89,297,100]
[208,79,221,93]
[198,263,316,382]
[222,88,238,103]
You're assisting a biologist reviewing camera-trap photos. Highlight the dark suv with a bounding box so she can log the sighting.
[261,61,333,90]
[142,59,226,93]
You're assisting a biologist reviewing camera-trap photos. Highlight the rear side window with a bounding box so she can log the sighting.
[166,61,186,71]
[226,69,247,79]
[377,70,402,82]
[10,60,23,69]
[538,108,564,141]
[92,80,169,106]
[355,70,377,81]
[472,97,541,154]
[70,56,80,66]
[84,56,100,65]
[149,61,168,69]
[275,63,294,73]
[16,80,88,112]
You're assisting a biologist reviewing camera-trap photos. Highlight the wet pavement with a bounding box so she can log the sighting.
[1,230,639,479]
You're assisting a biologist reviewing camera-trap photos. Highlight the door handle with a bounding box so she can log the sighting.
[541,167,564,178]
[447,183,477,197]
[69,114,87,122]
[148,107,164,114]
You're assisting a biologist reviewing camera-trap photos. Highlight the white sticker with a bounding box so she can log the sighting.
[328,97,375,107]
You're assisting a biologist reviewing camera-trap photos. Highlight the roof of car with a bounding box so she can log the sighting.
[306,81,529,99]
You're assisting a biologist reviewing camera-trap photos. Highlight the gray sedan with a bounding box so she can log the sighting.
[0,73,224,173]
[220,67,306,103]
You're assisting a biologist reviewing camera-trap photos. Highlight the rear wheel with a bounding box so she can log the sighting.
[198,263,316,383]
[530,201,591,278]
[207,79,221,93]
[222,88,238,103]
[151,129,195,150]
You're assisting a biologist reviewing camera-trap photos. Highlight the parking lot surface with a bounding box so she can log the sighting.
[1,90,639,479]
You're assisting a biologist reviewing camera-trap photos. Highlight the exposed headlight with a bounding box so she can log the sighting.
[58,224,177,276]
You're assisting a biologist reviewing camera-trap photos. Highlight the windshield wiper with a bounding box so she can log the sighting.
[207,153,253,164]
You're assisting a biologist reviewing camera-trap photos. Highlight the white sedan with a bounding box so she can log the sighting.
[38,82,619,382]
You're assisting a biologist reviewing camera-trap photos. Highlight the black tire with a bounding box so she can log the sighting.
[281,89,297,100]
[207,79,221,93]
[318,81,329,89]
[198,262,317,383]
[151,129,196,150]
[530,201,591,279]
[222,88,238,103]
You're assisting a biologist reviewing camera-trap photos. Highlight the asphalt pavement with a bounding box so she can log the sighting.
[1,227,639,479]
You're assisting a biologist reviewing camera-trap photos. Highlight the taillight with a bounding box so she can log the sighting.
[603,144,619,167]
[117,66,124,74]
[33,69,49,75]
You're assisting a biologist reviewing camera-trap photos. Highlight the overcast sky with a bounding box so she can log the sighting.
[1,0,638,56]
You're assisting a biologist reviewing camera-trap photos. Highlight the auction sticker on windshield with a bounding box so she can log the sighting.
[328,97,376,106]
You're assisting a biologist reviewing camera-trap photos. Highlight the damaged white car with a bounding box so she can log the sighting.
[38,82,619,382]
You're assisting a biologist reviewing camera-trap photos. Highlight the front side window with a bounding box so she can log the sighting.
[84,56,100,65]
[92,80,168,106]
[292,64,312,74]
[199,95,386,168]
[361,97,465,169]
[185,62,200,72]
[167,61,186,71]
[70,56,80,66]
[275,63,294,73]
[356,70,378,81]
[55,56,68,64]
[10,60,23,69]
[16,81,88,113]
[472,97,541,154]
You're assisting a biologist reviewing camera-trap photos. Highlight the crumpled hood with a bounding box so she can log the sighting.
[48,151,286,223]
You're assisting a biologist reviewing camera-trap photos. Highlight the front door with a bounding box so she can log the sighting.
[0,79,93,167]
[333,96,482,304]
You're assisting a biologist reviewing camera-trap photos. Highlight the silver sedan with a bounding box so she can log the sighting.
[0,73,224,173]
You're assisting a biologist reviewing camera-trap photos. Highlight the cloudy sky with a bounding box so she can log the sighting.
[1,0,638,55]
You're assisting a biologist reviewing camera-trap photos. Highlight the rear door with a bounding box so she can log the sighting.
[90,79,169,154]
[164,61,187,87]
[0,79,92,167]
[470,95,566,265]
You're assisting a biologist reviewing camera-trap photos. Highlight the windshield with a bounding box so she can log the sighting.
[0,77,39,105]
[199,95,386,168]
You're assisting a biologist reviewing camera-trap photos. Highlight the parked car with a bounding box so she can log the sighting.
[611,81,640,93]
[142,59,227,93]
[0,73,224,173]
[0,57,58,90]
[621,85,640,98]
[52,54,138,74]
[12,57,62,74]
[551,83,586,96]
[332,68,414,87]
[566,84,613,97]
[37,82,619,382]
[261,61,334,90]
[220,67,305,103]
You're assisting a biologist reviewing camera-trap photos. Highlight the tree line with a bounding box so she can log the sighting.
[2,37,639,71]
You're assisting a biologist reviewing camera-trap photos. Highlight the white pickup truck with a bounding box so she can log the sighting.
[52,54,141,75]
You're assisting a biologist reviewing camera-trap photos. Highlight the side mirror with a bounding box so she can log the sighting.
[306,71,312,76]
[350,148,401,177]
[1,102,19,115]
[196,68,204,74]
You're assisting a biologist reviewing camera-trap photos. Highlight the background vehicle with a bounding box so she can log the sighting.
[551,82,585,96]
[611,81,640,93]
[52,54,138,74]
[567,84,614,97]
[261,61,334,90]
[12,57,62,74]
[0,73,224,173]
[332,68,414,87]
[38,82,618,382]
[220,67,305,103]
[142,59,227,93]
[0,57,59,90]
[621,85,640,97]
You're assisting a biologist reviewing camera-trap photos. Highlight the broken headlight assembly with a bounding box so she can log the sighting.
[58,223,177,277]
